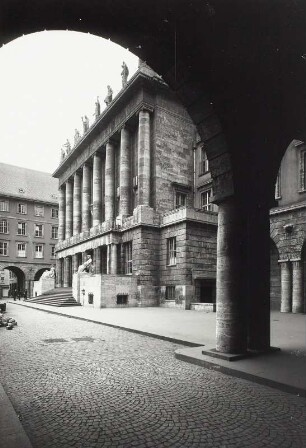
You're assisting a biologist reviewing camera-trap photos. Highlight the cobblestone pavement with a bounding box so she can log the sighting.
[0,307,305,448]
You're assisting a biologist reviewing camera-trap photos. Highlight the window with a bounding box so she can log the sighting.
[0,242,8,256]
[167,237,177,265]
[35,224,44,237]
[51,226,58,239]
[175,192,187,208]
[17,243,26,257]
[34,205,44,217]
[17,203,27,214]
[17,222,26,236]
[51,246,56,257]
[51,208,59,219]
[200,147,209,175]
[0,220,9,234]
[201,189,213,211]
[124,242,133,274]
[275,170,281,199]
[0,200,9,212]
[166,286,176,300]
[34,244,43,258]
[300,149,306,191]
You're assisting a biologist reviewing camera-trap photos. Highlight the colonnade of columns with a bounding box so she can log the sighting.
[280,260,304,313]
[55,243,120,288]
[58,109,151,242]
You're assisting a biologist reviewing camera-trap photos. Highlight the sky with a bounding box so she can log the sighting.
[0,31,139,174]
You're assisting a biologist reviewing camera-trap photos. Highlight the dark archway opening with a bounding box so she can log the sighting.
[3,266,26,299]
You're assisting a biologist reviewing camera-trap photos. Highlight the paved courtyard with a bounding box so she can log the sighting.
[0,306,306,448]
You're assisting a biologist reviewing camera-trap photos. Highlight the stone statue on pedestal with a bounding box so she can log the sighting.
[121,62,129,88]
[41,265,55,279]
[104,86,113,107]
[78,255,93,273]
[64,139,71,155]
[94,97,101,120]
[82,115,89,134]
[74,128,81,146]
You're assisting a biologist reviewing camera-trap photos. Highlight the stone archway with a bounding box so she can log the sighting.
[2,265,26,298]
[34,268,50,281]
[1,0,305,353]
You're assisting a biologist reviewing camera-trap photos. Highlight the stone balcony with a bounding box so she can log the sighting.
[160,207,218,227]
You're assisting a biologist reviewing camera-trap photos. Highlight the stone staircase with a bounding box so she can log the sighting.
[26,287,81,307]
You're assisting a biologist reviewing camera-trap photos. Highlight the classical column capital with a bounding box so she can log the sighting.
[137,104,154,115]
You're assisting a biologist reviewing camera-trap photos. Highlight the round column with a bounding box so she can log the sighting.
[216,199,247,354]
[93,154,102,226]
[73,171,81,235]
[65,180,73,239]
[110,244,118,275]
[292,260,303,313]
[72,254,79,274]
[56,258,63,288]
[94,247,101,274]
[58,186,65,241]
[63,257,71,288]
[138,109,151,206]
[105,141,115,221]
[120,126,131,216]
[280,261,292,312]
[82,163,91,232]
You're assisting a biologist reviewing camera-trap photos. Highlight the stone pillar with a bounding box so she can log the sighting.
[92,153,102,226]
[63,257,71,288]
[72,254,79,274]
[120,126,131,216]
[110,244,117,275]
[65,180,73,239]
[280,261,292,312]
[82,163,91,232]
[56,258,63,287]
[138,109,151,206]
[246,203,271,352]
[55,258,63,288]
[58,186,65,241]
[94,247,101,274]
[215,199,247,354]
[107,245,111,274]
[105,141,115,221]
[73,171,81,235]
[292,260,303,313]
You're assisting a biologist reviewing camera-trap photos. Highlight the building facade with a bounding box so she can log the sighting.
[54,63,218,309]
[270,140,306,313]
[0,164,59,298]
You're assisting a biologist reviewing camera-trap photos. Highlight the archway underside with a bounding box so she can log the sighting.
[1,0,305,353]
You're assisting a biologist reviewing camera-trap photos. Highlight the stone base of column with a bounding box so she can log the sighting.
[133,205,155,225]
[201,346,280,362]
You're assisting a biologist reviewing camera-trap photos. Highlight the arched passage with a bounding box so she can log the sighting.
[3,266,26,298]
[34,268,50,282]
[1,0,305,354]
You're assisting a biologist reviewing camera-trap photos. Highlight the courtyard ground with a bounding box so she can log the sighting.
[0,302,305,447]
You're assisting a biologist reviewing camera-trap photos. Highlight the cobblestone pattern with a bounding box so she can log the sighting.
[0,306,306,448]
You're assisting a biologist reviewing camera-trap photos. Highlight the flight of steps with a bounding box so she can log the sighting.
[26,288,81,307]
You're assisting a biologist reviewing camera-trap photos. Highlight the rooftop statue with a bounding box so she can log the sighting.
[74,128,81,146]
[104,85,113,107]
[81,115,89,133]
[121,61,129,88]
[64,139,71,155]
[61,148,66,160]
[94,96,101,120]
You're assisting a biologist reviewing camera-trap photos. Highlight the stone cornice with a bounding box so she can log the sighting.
[270,201,306,216]
[53,70,162,180]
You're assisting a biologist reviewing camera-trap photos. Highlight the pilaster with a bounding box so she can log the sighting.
[138,109,151,206]
[82,163,91,232]
[105,141,115,221]
[93,154,102,226]
[73,171,81,235]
